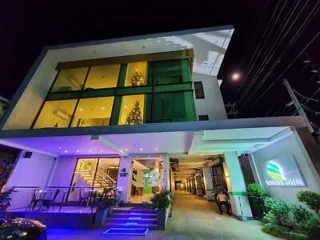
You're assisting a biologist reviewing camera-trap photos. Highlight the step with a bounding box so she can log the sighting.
[113,209,155,214]
[103,228,149,236]
[106,218,157,224]
[111,213,157,219]
[104,222,158,230]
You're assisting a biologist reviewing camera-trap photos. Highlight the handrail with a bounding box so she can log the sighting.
[77,160,116,183]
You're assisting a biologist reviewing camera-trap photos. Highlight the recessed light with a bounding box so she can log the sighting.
[79,108,83,111]
[155,148,158,151]
[58,146,62,149]
[100,150,104,152]
[89,150,92,153]
[76,150,80,153]
[64,150,68,153]
[101,107,105,110]
[140,148,143,151]
[124,106,128,109]
[125,149,128,151]
[135,143,139,147]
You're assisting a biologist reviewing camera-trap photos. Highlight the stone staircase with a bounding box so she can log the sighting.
[104,203,158,230]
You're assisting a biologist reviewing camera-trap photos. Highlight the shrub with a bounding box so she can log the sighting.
[263,197,290,226]
[297,190,320,215]
[262,223,308,240]
[150,189,171,210]
[247,183,268,200]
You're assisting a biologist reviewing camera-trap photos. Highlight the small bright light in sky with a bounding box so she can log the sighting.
[232,72,240,80]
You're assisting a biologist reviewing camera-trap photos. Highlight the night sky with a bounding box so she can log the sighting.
[1,0,320,126]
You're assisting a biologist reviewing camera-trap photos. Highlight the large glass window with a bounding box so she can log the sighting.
[71,97,114,127]
[51,68,88,92]
[124,62,147,87]
[68,158,119,201]
[33,99,77,129]
[84,64,120,90]
[118,94,145,125]
[154,60,182,84]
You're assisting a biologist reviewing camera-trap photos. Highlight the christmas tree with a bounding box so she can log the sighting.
[130,70,145,86]
[126,101,143,125]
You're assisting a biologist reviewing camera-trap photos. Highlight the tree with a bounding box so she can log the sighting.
[130,70,145,86]
[126,101,143,125]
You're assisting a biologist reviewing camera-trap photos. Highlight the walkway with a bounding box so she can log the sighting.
[47,191,278,239]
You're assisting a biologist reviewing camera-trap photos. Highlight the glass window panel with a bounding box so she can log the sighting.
[84,64,120,90]
[68,158,98,201]
[71,97,114,127]
[33,99,77,129]
[154,60,182,84]
[118,95,145,125]
[124,62,147,87]
[51,68,88,92]
[96,158,120,189]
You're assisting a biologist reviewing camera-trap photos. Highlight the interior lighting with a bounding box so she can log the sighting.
[100,150,104,152]
[140,148,143,151]
[101,107,105,110]
[124,106,128,109]
[225,173,230,178]
[64,150,68,153]
[155,147,158,151]
[76,150,80,153]
[89,150,92,153]
[135,143,139,148]
[79,108,83,111]
[125,149,128,151]
[58,146,62,149]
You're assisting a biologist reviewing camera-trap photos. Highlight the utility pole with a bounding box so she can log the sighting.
[283,78,314,133]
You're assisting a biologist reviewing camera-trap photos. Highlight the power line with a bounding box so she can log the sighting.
[246,32,320,112]
[234,0,284,99]
[238,0,305,105]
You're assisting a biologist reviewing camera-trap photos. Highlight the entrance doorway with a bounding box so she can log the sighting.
[129,157,163,203]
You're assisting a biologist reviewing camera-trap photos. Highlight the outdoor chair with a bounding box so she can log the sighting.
[41,189,60,211]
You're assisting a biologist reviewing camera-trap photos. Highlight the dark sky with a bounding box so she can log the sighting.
[1,0,320,125]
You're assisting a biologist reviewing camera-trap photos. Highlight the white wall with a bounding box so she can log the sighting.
[49,156,77,187]
[3,53,58,130]
[6,151,57,210]
[193,76,227,120]
[251,132,320,205]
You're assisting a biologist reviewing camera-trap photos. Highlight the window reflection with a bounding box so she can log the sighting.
[84,64,120,90]
[118,95,145,125]
[125,62,147,87]
[51,68,88,92]
[71,97,114,127]
[33,100,77,129]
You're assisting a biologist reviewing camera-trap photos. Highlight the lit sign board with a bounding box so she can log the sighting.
[261,156,305,187]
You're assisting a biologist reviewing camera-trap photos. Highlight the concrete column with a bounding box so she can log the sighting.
[195,175,202,196]
[191,177,196,194]
[203,167,214,200]
[162,155,170,191]
[224,152,253,220]
[116,156,133,203]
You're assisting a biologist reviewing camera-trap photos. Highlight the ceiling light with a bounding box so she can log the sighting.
[79,108,83,111]
[155,148,158,151]
[101,107,105,110]
[64,150,68,153]
[89,150,92,153]
[124,106,128,109]
[76,150,80,153]
[125,149,128,151]
[58,146,62,149]
[140,148,143,151]
[231,72,240,81]
[100,150,104,152]
[135,143,139,147]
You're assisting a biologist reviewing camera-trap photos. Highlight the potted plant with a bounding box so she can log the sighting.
[247,183,268,219]
[0,187,17,215]
[150,189,171,229]
[90,189,114,224]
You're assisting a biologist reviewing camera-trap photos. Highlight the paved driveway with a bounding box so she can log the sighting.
[48,191,278,240]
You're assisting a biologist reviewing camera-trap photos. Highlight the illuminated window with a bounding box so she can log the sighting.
[118,95,145,125]
[51,68,88,92]
[33,100,77,129]
[71,97,114,127]
[84,64,120,90]
[124,62,147,87]
[69,158,119,201]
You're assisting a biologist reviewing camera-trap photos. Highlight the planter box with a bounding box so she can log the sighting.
[249,199,264,219]
[95,208,108,225]
[157,209,166,229]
